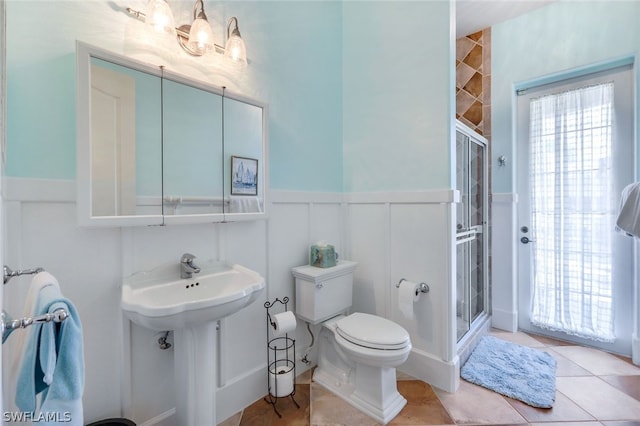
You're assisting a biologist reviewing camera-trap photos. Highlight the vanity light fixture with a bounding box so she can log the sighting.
[126,0,248,66]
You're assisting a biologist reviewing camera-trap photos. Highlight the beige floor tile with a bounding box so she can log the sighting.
[506,391,595,423]
[602,422,640,426]
[545,348,593,377]
[601,375,640,400]
[311,382,380,426]
[240,385,310,426]
[529,422,603,426]
[526,333,576,347]
[219,411,243,426]
[553,346,640,376]
[613,353,636,366]
[557,376,640,420]
[489,330,546,348]
[434,380,527,425]
[389,380,454,425]
[296,368,313,385]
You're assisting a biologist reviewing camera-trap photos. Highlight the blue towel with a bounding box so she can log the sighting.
[16,284,84,426]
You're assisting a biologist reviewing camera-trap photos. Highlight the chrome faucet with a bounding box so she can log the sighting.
[180,253,201,279]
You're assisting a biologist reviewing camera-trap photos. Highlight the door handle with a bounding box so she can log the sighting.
[520,236,535,244]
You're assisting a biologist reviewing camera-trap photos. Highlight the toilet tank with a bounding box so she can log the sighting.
[292,260,357,324]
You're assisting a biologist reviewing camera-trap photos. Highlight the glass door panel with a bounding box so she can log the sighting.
[456,124,488,341]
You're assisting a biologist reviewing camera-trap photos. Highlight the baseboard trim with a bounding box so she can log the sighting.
[491,309,518,332]
[137,408,176,426]
[216,363,267,423]
[399,347,459,393]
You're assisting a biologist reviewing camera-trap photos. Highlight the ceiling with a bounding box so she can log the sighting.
[456,0,556,38]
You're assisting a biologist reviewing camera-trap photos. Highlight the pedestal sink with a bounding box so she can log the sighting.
[121,260,265,426]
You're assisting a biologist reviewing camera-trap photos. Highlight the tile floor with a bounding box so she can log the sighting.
[221,330,640,425]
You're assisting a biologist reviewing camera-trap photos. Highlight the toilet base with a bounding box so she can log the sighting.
[313,365,407,425]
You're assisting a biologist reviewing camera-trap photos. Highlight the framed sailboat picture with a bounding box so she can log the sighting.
[231,156,258,195]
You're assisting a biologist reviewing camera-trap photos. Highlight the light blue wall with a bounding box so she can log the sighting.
[6,1,455,194]
[5,1,344,192]
[342,1,455,192]
[243,1,343,191]
[492,1,640,193]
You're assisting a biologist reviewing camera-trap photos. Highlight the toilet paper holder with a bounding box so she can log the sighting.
[263,297,300,418]
[396,278,430,295]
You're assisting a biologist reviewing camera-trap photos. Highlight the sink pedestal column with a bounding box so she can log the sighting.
[173,321,218,426]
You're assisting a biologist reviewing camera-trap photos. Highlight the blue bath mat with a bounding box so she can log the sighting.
[461,336,557,408]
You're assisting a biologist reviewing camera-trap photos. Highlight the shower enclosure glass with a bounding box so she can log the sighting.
[455,123,489,341]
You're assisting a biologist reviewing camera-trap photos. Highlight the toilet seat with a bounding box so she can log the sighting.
[336,313,410,350]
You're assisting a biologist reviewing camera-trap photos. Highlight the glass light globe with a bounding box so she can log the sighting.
[224,34,247,67]
[144,0,175,35]
[187,18,215,55]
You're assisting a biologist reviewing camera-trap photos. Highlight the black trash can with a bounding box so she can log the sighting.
[86,419,136,426]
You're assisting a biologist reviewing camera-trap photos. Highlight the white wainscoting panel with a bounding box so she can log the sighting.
[347,190,459,392]
[491,193,518,332]
[2,179,276,425]
[2,188,124,423]
[267,191,344,379]
[3,181,466,422]
[347,203,389,316]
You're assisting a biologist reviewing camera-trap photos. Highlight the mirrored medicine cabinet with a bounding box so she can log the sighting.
[76,41,267,227]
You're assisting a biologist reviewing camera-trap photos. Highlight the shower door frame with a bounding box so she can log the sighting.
[455,121,490,342]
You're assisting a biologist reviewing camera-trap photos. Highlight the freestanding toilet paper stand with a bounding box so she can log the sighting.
[264,297,299,417]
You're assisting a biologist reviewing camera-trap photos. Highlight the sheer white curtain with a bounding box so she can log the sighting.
[529,82,615,342]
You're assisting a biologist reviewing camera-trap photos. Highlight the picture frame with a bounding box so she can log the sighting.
[231,156,258,196]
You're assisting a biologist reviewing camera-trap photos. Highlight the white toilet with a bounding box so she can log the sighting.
[292,260,412,424]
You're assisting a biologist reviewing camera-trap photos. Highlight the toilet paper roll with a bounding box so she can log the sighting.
[398,280,420,319]
[269,366,294,397]
[272,311,297,336]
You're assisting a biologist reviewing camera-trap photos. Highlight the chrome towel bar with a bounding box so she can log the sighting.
[2,308,69,342]
[3,265,45,285]
[4,308,68,330]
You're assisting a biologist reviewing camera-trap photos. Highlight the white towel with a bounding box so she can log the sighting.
[22,272,60,317]
[616,182,640,238]
[230,196,261,213]
[13,272,60,370]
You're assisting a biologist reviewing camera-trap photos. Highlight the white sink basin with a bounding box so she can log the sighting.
[121,260,265,330]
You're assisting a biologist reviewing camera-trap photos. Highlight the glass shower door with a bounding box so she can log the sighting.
[456,125,488,341]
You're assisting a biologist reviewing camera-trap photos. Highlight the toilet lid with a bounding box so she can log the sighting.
[336,313,410,350]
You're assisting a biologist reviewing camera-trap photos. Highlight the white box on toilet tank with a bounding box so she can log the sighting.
[292,260,357,324]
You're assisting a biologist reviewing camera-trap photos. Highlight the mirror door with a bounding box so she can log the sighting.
[162,75,224,223]
[222,95,265,218]
[77,45,164,226]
